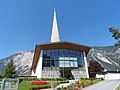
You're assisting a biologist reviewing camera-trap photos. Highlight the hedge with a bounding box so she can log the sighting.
[29,84,51,90]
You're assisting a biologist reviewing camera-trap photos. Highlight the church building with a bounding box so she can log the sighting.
[31,9,91,80]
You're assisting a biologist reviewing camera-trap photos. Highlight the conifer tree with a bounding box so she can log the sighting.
[109,27,120,46]
[3,59,17,78]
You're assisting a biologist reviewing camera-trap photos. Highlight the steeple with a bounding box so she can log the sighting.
[51,8,60,42]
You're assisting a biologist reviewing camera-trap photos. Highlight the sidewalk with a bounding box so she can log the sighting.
[40,80,76,90]
[82,80,120,90]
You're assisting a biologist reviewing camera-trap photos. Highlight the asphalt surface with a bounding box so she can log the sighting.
[82,80,120,90]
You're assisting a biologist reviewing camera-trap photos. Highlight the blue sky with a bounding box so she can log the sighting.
[0,0,120,59]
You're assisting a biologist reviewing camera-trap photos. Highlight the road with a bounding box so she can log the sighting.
[82,80,120,90]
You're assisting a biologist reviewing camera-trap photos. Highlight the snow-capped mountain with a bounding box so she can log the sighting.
[0,46,120,75]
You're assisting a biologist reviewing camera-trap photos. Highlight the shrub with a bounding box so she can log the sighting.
[19,78,68,82]
[29,84,51,90]
[40,78,67,81]
[19,78,40,82]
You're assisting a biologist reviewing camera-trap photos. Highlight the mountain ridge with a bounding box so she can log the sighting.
[0,46,120,75]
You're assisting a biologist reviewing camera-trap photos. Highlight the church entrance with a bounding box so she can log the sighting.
[60,68,74,79]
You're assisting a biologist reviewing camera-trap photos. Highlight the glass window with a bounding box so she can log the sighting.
[50,52,54,58]
[64,61,70,67]
[51,60,55,67]
[43,54,47,60]
[50,49,54,53]
[46,50,50,56]
[69,50,73,54]
[54,49,59,53]
[59,49,63,53]
[65,57,69,60]
[54,53,59,58]
[76,51,82,57]
[78,57,84,67]
[63,49,68,54]
[59,60,64,67]
[59,49,64,57]
[42,49,85,69]
[77,57,83,67]
[47,62,50,67]
[43,60,47,63]
[72,50,76,54]
[78,61,82,67]
[43,62,46,67]
[59,57,64,60]
[74,61,78,67]
[55,60,59,67]
[70,61,74,67]
[43,50,47,54]
[72,52,77,57]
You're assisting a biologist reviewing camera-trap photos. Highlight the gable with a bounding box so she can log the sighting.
[31,42,91,70]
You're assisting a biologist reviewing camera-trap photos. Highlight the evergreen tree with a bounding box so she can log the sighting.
[109,27,120,46]
[2,59,17,78]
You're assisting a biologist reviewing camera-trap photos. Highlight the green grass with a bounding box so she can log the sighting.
[18,81,57,90]
[18,78,68,90]
[18,81,32,90]
[115,84,120,90]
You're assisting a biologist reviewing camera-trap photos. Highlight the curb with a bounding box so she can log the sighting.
[113,81,120,90]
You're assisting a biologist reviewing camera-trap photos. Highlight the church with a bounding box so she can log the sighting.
[31,9,91,80]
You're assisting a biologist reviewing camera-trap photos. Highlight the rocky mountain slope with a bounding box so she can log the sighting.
[0,46,120,75]
[0,51,34,75]
[87,46,120,71]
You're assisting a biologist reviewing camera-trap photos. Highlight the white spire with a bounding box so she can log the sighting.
[51,8,60,42]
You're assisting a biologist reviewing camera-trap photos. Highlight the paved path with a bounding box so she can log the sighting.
[40,80,75,90]
[82,80,120,90]
[56,83,71,88]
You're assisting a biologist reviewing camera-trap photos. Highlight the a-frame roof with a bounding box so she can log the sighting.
[31,42,91,71]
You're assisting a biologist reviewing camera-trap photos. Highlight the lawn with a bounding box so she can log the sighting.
[18,79,64,90]
[18,81,51,90]
[18,81,31,90]
[18,78,103,90]
[115,84,120,90]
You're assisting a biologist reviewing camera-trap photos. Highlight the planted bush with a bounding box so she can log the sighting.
[40,78,67,81]
[79,78,103,87]
[29,84,51,90]
[19,78,40,82]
